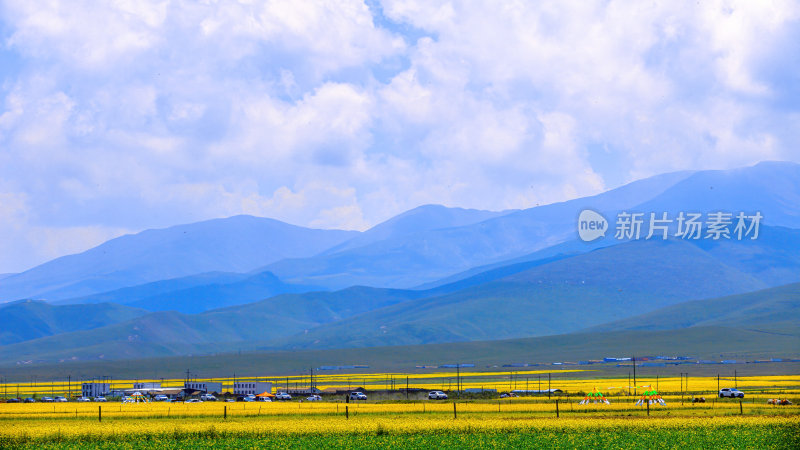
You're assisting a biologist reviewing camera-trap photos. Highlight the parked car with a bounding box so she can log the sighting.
[153,395,169,402]
[719,388,744,398]
[54,396,68,402]
[349,392,367,401]
[23,398,36,403]
[428,391,448,400]
[41,397,54,402]
[257,396,273,402]
[306,394,322,401]
[77,397,91,402]
[200,394,217,401]
[275,392,292,401]
[225,398,236,403]
[185,398,203,403]
[93,396,107,402]
[238,396,255,402]
[5,398,21,403]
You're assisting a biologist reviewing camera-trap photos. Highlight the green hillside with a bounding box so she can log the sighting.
[587,282,800,333]
[0,300,148,345]
[271,239,767,350]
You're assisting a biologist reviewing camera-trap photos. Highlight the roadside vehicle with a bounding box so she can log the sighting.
[719,388,745,398]
[428,391,448,400]
[41,397,54,402]
[185,398,203,403]
[238,396,255,402]
[275,392,292,400]
[23,398,36,403]
[77,397,91,402]
[500,392,517,398]
[225,398,235,402]
[93,396,107,402]
[5,398,21,403]
[153,395,169,402]
[349,392,367,401]
[200,394,217,401]
[54,396,67,402]
[306,394,322,401]
[257,396,273,402]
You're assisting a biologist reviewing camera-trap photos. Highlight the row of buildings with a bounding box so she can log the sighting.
[81,381,274,398]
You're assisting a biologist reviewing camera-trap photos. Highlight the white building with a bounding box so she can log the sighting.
[234,381,273,396]
[184,382,223,394]
[82,383,110,398]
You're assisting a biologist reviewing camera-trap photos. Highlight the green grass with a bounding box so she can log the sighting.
[1,424,798,449]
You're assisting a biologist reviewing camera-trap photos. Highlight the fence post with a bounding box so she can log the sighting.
[346,405,349,419]
[98,405,102,422]
[224,405,227,420]
[739,400,743,415]
[646,399,650,416]
[453,402,457,420]
[555,399,559,418]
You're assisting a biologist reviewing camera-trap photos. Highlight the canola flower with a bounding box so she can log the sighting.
[4,374,799,398]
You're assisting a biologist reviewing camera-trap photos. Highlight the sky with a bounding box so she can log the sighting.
[0,0,799,273]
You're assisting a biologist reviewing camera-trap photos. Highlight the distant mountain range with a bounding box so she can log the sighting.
[0,161,798,367]
[0,216,358,302]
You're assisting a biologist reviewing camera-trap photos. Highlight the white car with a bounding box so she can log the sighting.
[719,388,745,398]
[185,398,203,403]
[348,392,367,401]
[153,395,169,402]
[93,397,107,402]
[306,394,322,401]
[275,392,292,400]
[77,397,91,402]
[200,394,217,401]
[428,391,448,400]
[54,396,68,402]
[256,396,272,402]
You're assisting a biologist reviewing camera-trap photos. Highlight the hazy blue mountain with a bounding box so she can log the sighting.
[124,272,320,313]
[419,224,800,290]
[269,239,768,350]
[0,300,148,345]
[261,162,800,290]
[0,286,427,364]
[586,282,800,334]
[320,204,514,254]
[260,170,698,289]
[54,271,320,314]
[0,215,358,302]
[54,272,252,305]
[635,161,800,228]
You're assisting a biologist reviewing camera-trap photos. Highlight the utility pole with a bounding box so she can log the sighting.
[456,364,460,398]
[632,356,637,396]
